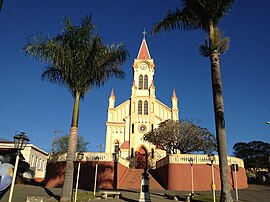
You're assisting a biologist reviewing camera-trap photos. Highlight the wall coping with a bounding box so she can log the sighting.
[156,154,245,168]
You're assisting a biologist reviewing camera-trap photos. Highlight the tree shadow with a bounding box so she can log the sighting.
[44,187,61,201]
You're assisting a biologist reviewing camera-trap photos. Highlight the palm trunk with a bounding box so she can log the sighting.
[60,93,80,202]
[209,47,233,202]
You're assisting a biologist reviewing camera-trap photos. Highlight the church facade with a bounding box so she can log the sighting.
[105,35,179,162]
[45,35,248,192]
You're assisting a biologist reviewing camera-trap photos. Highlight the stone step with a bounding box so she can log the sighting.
[118,168,164,190]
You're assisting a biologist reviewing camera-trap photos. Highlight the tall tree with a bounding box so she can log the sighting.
[152,1,235,201]
[144,119,216,154]
[54,134,89,155]
[0,0,3,11]
[23,16,128,202]
[233,141,270,171]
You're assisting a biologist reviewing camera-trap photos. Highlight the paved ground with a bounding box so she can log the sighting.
[0,184,269,202]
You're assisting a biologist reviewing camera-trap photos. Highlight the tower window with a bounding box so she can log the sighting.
[139,75,143,89]
[132,124,134,133]
[144,101,148,115]
[144,75,148,89]
[138,100,142,114]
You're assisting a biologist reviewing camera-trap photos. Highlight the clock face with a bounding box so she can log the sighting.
[140,63,148,70]
[139,125,147,133]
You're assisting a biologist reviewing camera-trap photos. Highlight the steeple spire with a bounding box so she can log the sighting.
[171,88,179,120]
[137,30,151,60]
[108,88,115,109]
[172,88,178,101]
[110,88,115,98]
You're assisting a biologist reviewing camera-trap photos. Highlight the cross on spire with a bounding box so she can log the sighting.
[142,28,147,39]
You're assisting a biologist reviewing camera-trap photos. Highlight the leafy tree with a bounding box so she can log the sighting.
[54,134,89,155]
[152,1,235,201]
[143,119,216,154]
[23,16,128,202]
[233,141,270,171]
[144,120,179,154]
[179,120,216,154]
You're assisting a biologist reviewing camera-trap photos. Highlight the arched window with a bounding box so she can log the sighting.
[144,101,148,115]
[138,100,142,114]
[139,75,143,89]
[144,75,148,89]
[114,141,119,154]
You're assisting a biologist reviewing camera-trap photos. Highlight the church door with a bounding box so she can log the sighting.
[135,147,147,169]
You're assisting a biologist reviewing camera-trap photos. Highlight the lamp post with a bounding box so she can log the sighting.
[139,146,151,202]
[231,164,239,201]
[8,132,29,202]
[94,155,100,196]
[208,154,216,202]
[74,152,84,202]
[188,157,194,196]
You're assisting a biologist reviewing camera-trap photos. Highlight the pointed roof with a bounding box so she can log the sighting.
[172,88,178,101]
[132,80,137,89]
[109,88,115,99]
[150,80,155,89]
[137,30,151,60]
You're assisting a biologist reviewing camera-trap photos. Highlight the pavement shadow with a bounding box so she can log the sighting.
[117,189,139,193]
[120,196,137,202]
[0,188,9,200]
[44,187,61,201]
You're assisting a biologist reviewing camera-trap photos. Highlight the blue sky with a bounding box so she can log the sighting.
[0,0,269,155]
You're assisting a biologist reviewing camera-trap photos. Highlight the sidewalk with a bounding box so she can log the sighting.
[0,184,269,202]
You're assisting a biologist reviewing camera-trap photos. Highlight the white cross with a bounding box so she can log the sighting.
[142,29,147,39]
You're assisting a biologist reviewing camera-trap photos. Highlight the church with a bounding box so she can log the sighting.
[46,34,247,192]
[105,34,179,164]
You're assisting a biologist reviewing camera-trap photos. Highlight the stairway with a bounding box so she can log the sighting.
[118,168,164,190]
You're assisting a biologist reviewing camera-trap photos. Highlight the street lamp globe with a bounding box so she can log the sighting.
[95,155,100,162]
[13,132,29,150]
[208,154,215,163]
[77,152,84,161]
[188,157,194,165]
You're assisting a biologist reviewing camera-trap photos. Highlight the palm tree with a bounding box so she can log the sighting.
[0,0,3,11]
[152,1,235,201]
[23,16,129,202]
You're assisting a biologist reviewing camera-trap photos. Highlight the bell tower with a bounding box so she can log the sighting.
[128,32,157,155]
[105,32,179,161]
[131,32,155,98]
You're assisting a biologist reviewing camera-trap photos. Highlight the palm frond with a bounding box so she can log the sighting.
[152,0,236,34]
[219,37,230,54]
[23,15,129,99]
[209,28,230,54]
[199,44,210,57]
[41,66,64,85]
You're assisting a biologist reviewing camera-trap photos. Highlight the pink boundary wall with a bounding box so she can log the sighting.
[44,160,247,191]
[155,163,248,191]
